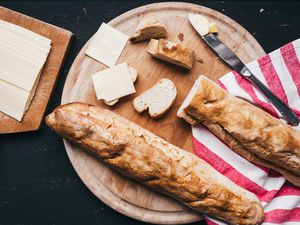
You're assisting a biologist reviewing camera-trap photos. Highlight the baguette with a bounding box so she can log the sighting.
[46,102,263,225]
[179,76,300,185]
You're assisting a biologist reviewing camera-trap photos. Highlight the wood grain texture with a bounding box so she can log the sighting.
[61,2,266,224]
[0,6,73,134]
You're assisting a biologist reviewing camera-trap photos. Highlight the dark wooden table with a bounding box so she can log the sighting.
[1,1,299,225]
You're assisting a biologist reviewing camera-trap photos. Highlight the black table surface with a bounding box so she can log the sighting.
[1,1,299,225]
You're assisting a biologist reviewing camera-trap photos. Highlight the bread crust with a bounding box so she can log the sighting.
[46,102,264,225]
[204,121,300,187]
[182,76,300,185]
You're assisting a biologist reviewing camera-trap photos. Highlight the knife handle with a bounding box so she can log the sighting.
[244,72,299,126]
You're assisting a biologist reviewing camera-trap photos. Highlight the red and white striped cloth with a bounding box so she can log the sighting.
[192,39,300,225]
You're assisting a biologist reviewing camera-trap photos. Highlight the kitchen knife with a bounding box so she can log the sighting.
[189,14,299,126]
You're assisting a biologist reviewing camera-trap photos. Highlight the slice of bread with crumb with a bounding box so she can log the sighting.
[103,66,138,106]
[133,78,177,118]
[129,19,167,43]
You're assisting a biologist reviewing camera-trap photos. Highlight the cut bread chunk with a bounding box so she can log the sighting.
[103,66,138,106]
[147,39,195,70]
[133,78,177,118]
[129,19,167,43]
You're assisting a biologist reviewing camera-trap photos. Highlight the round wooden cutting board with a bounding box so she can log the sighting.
[61,2,265,224]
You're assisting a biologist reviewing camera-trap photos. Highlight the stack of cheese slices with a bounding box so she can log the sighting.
[0,19,51,121]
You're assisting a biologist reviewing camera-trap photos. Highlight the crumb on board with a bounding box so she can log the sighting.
[178,33,184,41]
[196,58,203,63]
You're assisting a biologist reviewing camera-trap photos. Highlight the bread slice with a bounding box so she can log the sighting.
[147,39,195,70]
[103,66,138,106]
[129,19,167,43]
[133,78,177,118]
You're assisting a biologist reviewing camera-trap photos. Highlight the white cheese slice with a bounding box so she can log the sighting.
[0,28,51,58]
[0,80,30,121]
[0,47,41,92]
[85,23,128,67]
[0,43,47,67]
[0,33,49,59]
[0,19,51,47]
[92,63,135,101]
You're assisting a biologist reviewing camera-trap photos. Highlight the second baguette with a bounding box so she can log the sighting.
[178,75,300,186]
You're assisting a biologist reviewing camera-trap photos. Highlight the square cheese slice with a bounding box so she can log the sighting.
[0,19,51,47]
[0,80,30,121]
[0,43,46,67]
[0,47,41,92]
[85,23,128,67]
[0,28,51,57]
[92,63,135,101]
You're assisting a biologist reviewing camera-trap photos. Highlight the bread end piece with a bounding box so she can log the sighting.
[147,39,195,70]
[129,20,167,43]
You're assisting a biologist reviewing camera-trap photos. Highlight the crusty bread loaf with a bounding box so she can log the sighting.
[178,75,300,186]
[147,39,195,70]
[133,78,177,118]
[46,102,264,225]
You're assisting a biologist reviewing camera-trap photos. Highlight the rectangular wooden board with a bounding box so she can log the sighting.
[0,6,73,134]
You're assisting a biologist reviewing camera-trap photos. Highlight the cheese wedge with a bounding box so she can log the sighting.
[85,23,128,67]
[92,63,136,102]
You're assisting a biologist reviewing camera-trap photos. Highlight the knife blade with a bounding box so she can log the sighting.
[189,13,299,125]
